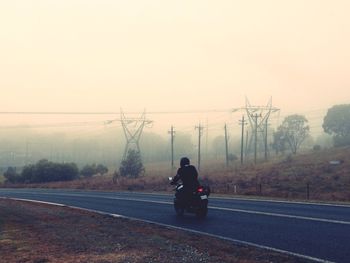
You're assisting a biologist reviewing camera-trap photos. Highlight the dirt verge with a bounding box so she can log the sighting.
[0,199,311,263]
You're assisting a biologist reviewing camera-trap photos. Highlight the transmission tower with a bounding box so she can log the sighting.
[233,97,279,162]
[120,109,153,160]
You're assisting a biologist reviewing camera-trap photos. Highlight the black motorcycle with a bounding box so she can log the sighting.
[169,177,210,218]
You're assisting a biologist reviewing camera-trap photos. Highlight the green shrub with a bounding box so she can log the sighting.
[80,163,108,177]
[19,159,79,183]
[119,150,144,178]
[80,164,96,177]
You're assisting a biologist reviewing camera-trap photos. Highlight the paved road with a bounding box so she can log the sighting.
[1,188,350,262]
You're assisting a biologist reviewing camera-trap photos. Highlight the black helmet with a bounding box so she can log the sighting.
[180,157,190,167]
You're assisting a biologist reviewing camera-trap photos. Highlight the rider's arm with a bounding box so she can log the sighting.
[191,165,198,180]
[171,169,181,184]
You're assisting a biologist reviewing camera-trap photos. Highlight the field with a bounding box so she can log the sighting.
[0,199,310,263]
[4,146,349,202]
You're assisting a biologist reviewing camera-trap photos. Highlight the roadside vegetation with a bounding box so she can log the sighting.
[2,146,349,202]
[2,159,108,184]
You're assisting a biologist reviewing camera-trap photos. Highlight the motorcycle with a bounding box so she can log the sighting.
[169,177,210,218]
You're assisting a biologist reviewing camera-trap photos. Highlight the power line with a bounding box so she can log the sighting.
[0,121,110,129]
[0,109,230,115]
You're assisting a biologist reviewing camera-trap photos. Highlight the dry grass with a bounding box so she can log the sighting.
[195,147,350,201]
[2,146,350,201]
[0,199,310,263]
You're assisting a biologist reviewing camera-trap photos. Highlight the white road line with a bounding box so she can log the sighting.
[211,206,350,225]
[0,197,334,263]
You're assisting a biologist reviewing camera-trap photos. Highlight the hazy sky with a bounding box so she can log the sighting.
[1,0,349,123]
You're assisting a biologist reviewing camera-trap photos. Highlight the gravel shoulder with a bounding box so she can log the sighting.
[0,199,311,263]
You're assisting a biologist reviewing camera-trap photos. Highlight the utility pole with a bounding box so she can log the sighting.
[245,130,249,158]
[264,118,269,161]
[239,116,247,164]
[251,113,261,164]
[168,126,175,168]
[25,141,29,165]
[195,123,204,170]
[224,123,229,167]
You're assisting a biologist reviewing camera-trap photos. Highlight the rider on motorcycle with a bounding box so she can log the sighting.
[170,157,200,202]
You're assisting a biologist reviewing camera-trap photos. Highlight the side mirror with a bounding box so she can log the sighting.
[168,177,173,181]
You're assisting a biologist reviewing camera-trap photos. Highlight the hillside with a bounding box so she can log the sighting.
[204,146,350,201]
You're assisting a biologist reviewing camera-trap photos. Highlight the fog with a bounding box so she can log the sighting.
[0,106,334,170]
[0,1,348,168]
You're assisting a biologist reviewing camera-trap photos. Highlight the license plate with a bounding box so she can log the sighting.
[200,195,208,200]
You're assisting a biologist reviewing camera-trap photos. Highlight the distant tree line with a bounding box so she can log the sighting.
[271,104,350,155]
[3,159,108,184]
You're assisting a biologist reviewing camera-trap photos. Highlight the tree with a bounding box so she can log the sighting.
[80,163,108,177]
[80,164,97,177]
[21,164,35,183]
[119,150,144,178]
[272,128,288,155]
[58,162,79,181]
[278,114,310,154]
[3,167,21,183]
[323,104,350,146]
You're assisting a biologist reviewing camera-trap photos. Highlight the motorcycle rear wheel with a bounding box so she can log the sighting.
[196,207,208,218]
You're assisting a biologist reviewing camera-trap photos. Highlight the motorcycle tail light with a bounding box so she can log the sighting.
[197,187,204,193]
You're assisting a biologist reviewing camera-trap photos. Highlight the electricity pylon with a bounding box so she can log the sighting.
[120,109,152,160]
[233,97,279,162]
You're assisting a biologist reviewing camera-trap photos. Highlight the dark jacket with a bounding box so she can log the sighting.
[172,164,199,192]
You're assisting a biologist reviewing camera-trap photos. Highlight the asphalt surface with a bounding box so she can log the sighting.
[1,188,350,262]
